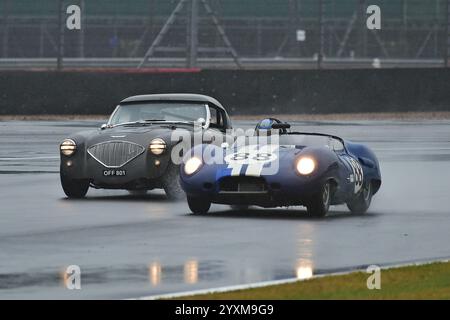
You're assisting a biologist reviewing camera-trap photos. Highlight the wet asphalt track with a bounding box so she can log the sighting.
[1,119,450,299]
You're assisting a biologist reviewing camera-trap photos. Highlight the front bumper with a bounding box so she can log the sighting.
[180,173,327,207]
[60,150,171,189]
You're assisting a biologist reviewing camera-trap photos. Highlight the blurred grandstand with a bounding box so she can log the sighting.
[0,0,448,69]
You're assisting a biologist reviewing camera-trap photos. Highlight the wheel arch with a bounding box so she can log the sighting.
[371,178,382,195]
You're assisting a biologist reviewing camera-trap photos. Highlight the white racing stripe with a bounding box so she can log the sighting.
[230,165,242,176]
[226,145,259,176]
[245,163,264,176]
[225,145,279,177]
[245,144,279,177]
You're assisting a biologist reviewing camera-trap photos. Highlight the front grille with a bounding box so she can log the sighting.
[219,176,267,193]
[87,141,145,168]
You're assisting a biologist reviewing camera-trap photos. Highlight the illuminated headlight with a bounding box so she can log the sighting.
[296,157,316,175]
[60,139,77,156]
[184,157,202,175]
[149,138,166,155]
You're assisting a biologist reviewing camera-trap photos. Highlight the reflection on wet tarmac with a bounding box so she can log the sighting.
[296,224,314,280]
[50,262,202,289]
[148,262,162,286]
[296,260,314,280]
[184,260,199,284]
[51,257,311,292]
[148,260,199,286]
[60,268,70,289]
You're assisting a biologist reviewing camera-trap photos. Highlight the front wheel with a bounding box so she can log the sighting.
[162,163,185,201]
[60,172,89,199]
[347,181,372,214]
[187,196,211,215]
[307,181,331,218]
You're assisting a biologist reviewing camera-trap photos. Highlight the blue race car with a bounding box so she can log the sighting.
[180,118,381,217]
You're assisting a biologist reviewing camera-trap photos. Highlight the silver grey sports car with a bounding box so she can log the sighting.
[59,94,232,199]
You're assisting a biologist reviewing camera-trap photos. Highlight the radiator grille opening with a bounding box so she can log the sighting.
[87,141,145,168]
[219,176,267,193]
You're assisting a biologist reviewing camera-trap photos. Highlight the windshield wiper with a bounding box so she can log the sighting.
[115,119,166,127]
[112,119,196,128]
[112,121,150,128]
[146,119,196,125]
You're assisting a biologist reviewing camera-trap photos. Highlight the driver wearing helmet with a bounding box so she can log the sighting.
[254,118,289,136]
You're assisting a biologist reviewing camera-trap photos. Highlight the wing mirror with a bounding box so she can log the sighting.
[203,135,216,143]
[194,118,206,131]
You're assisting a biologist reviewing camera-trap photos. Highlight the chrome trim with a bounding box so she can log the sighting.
[204,105,211,129]
[87,140,145,168]
[60,138,77,156]
[107,105,120,125]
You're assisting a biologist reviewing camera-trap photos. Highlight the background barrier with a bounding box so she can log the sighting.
[1,69,449,115]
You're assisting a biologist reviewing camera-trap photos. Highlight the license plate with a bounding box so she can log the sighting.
[103,169,126,177]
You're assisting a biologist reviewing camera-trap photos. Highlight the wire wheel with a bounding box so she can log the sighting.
[307,181,331,218]
[347,180,373,214]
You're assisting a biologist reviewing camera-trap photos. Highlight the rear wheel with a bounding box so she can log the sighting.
[307,181,331,218]
[347,181,372,214]
[60,172,89,199]
[187,196,211,215]
[162,163,185,201]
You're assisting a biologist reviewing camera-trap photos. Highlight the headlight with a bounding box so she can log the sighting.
[149,138,166,155]
[184,157,202,175]
[296,157,315,175]
[60,139,77,156]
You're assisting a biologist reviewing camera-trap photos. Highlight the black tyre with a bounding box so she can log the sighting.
[347,181,372,214]
[307,181,331,218]
[162,163,185,201]
[60,172,89,199]
[187,196,211,214]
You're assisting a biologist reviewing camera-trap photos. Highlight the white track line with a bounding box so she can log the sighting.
[131,258,450,300]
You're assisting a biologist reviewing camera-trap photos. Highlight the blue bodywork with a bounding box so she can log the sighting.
[180,132,381,208]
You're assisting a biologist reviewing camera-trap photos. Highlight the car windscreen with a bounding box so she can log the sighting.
[279,135,344,151]
[109,102,208,125]
[234,134,344,151]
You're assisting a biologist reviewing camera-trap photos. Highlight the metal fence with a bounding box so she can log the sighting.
[0,0,449,69]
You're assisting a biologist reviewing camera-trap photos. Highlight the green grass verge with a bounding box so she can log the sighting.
[181,261,450,300]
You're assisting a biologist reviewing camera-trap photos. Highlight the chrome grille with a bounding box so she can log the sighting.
[87,141,145,168]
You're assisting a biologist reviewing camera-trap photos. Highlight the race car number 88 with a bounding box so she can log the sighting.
[231,153,273,161]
